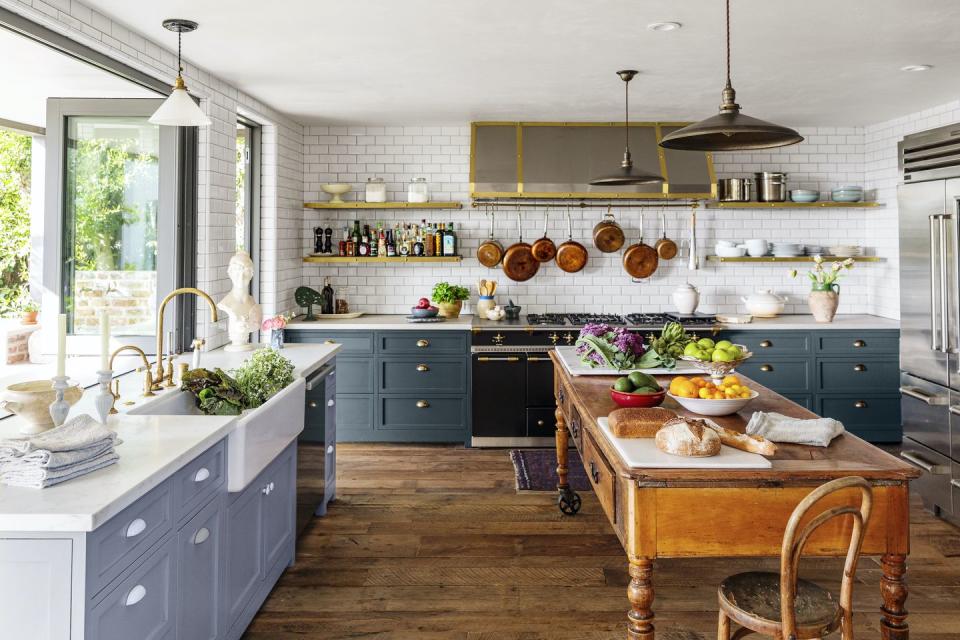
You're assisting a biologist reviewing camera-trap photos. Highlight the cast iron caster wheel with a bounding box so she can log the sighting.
[558,491,581,515]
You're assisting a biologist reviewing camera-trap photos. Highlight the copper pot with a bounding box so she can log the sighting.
[476,208,504,267]
[556,207,588,273]
[622,213,659,279]
[502,210,540,282]
[531,209,557,263]
[592,206,625,253]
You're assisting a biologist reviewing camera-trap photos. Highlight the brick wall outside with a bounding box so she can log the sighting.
[74,270,156,334]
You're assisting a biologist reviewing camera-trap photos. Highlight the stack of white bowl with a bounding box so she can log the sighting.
[771,242,804,257]
[831,185,864,202]
[715,239,746,257]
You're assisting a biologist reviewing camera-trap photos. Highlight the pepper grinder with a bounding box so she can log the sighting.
[323,226,333,254]
[313,227,324,254]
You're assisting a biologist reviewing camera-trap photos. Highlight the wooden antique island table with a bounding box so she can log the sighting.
[549,351,920,640]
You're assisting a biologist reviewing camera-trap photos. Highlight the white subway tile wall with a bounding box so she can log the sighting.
[302,125,897,317]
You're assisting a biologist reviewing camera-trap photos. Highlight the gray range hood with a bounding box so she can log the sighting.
[470,122,716,200]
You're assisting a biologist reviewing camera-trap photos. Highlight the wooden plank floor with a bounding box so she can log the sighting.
[244,443,960,639]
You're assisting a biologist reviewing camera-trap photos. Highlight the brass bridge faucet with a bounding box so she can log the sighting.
[155,287,219,390]
[108,345,157,414]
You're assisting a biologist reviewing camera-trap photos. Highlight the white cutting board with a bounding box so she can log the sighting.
[555,345,700,376]
[596,417,771,469]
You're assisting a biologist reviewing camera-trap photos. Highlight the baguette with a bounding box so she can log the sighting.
[607,407,676,438]
[705,423,777,456]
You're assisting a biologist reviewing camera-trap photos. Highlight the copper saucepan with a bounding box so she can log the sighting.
[655,212,678,260]
[592,205,625,253]
[477,207,504,267]
[531,209,557,263]
[502,208,540,282]
[556,207,588,273]
[622,212,659,279]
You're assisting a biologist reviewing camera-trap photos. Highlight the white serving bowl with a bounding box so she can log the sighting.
[667,389,759,417]
[321,183,352,203]
[715,245,747,258]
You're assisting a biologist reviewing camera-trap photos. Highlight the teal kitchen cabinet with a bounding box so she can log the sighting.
[721,329,901,443]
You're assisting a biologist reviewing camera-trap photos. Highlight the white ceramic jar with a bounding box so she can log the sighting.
[741,289,788,318]
[407,177,430,203]
[672,283,700,315]
[365,177,386,203]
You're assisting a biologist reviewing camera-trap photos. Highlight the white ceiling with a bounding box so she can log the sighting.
[0,27,157,129]
[83,0,960,127]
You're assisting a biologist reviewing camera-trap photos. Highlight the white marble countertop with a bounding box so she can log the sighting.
[717,314,899,331]
[0,342,341,532]
[286,314,474,331]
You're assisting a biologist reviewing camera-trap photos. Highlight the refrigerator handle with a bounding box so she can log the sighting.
[929,214,941,352]
[939,215,950,354]
[900,385,949,405]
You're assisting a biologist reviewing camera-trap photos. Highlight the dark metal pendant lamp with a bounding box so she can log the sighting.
[589,70,665,186]
[659,0,802,151]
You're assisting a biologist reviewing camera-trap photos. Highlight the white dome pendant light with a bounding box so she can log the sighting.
[149,19,211,127]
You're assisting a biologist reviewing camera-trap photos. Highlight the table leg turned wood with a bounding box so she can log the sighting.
[627,557,655,640]
[555,408,581,515]
[880,553,909,640]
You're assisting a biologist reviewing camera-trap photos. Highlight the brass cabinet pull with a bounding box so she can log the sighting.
[323,339,336,344]
[854,400,867,409]
[416,400,430,408]
[853,364,867,372]
[760,364,773,372]
[416,364,429,372]
[557,387,566,403]
[527,356,549,362]
[760,340,773,348]
[416,339,430,348]
[536,419,545,426]
[853,339,866,347]
[477,356,520,362]
[589,461,600,484]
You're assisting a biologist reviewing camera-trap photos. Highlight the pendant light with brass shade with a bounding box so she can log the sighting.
[659,0,802,151]
[149,19,211,127]
[589,70,664,186]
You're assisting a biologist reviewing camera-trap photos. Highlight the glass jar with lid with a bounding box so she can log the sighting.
[407,177,430,203]
[365,177,386,203]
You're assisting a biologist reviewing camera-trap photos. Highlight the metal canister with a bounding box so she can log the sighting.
[717,178,752,202]
[754,172,788,202]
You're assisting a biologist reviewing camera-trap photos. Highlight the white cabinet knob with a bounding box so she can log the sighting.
[193,467,210,483]
[326,445,334,454]
[125,518,147,538]
[262,485,270,495]
[193,527,210,545]
[327,399,334,407]
[125,585,146,607]
[269,482,275,492]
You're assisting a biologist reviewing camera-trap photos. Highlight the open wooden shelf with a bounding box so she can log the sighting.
[304,202,463,209]
[707,201,882,209]
[707,255,884,263]
[303,255,463,264]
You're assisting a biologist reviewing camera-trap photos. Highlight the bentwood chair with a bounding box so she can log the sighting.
[716,476,873,640]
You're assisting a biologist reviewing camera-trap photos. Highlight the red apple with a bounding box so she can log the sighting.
[417,297,430,309]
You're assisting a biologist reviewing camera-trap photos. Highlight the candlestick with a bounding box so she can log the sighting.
[56,313,67,377]
[100,311,110,371]
[49,375,70,427]
[94,369,114,426]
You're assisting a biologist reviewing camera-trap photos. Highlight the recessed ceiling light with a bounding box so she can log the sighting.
[900,64,933,72]
[647,21,682,32]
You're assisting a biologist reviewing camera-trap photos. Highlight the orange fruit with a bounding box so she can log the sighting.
[722,375,741,386]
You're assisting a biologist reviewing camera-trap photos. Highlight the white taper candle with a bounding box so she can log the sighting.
[56,313,67,377]
[100,310,110,370]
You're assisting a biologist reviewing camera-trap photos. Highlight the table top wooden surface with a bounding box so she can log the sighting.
[551,351,920,486]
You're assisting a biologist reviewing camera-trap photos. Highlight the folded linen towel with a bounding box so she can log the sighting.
[6,438,116,470]
[1,449,119,489]
[0,414,117,462]
[745,411,845,447]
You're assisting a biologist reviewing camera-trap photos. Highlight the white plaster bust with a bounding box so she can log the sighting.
[218,251,262,352]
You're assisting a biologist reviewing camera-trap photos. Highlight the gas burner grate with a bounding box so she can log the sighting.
[564,313,627,326]
[526,313,568,326]
[626,312,717,327]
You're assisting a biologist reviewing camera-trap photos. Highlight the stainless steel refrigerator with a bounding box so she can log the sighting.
[898,123,960,525]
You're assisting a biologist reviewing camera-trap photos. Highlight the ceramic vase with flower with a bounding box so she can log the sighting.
[809,283,840,323]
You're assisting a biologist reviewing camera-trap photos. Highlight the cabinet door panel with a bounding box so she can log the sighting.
[818,358,899,392]
[0,539,72,640]
[172,440,225,523]
[333,358,374,394]
[224,484,263,625]
[526,355,555,407]
[724,331,811,355]
[380,358,467,393]
[263,446,296,572]
[378,331,467,354]
[177,498,223,640]
[737,358,811,393]
[472,354,526,437]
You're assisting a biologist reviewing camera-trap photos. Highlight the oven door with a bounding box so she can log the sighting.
[471,353,526,439]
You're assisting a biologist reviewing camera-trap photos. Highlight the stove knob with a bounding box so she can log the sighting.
[549,332,560,345]
[563,332,574,345]
[492,333,505,345]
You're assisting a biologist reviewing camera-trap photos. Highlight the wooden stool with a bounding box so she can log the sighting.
[717,476,873,640]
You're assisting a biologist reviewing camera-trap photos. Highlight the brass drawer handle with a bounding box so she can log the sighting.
[557,387,566,403]
[416,364,429,372]
[416,339,430,348]
[308,400,318,408]
[324,339,336,344]
[760,340,773,348]
[416,400,430,408]
[854,400,868,409]
[760,364,773,372]
[536,419,545,426]
[589,461,600,484]
[853,364,867,372]
[853,339,866,347]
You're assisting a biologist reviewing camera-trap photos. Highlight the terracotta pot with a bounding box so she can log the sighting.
[437,300,463,319]
[20,311,38,325]
[809,289,839,323]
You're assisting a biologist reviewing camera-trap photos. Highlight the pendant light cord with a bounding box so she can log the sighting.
[624,76,630,151]
[725,0,731,87]
[177,31,183,76]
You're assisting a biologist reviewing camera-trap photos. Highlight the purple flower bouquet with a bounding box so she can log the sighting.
[574,323,646,371]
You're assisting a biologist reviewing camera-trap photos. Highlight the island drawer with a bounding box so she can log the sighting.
[582,431,617,525]
[567,404,583,451]
[899,439,953,515]
[378,395,468,430]
[815,331,899,355]
[736,358,811,393]
[334,357,375,394]
[378,331,468,355]
[172,440,225,523]
[87,479,174,599]
[723,331,811,355]
[817,358,899,392]
[379,358,467,393]
[284,330,374,354]
[817,395,901,428]
[86,537,177,640]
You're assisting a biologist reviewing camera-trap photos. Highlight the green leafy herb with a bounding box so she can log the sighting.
[181,368,245,415]
[233,348,295,408]
[431,282,469,304]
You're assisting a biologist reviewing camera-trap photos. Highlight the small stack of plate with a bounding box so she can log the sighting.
[827,245,862,257]
[772,242,804,257]
[831,185,864,202]
[805,244,824,256]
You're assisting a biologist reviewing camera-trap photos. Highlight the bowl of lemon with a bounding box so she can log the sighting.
[678,338,752,385]
[667,375,758,416]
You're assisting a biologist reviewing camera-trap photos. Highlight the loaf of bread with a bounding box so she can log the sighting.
[705,423,778,456]
[608,407,676,438]
[655,417,721,457]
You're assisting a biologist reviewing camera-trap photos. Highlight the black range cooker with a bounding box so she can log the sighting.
[470,311,719,447]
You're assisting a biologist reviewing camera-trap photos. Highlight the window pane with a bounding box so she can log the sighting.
[235,124,250,251]
[63,117,158,335]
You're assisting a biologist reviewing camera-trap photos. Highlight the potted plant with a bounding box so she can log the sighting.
[431,282,469,319]
[789,256,854,323]
[20,300,39,325]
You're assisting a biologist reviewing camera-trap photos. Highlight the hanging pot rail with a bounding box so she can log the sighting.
[471,199,700,209]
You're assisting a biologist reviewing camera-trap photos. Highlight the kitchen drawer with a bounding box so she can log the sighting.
[334,357,374,394]
[177,497,222,640]
[723,331,811,355]
[784,394,813,410]
[172,440,225,523]
[335,394,374,432]
[378,331,467,355]
[817,358,899,392]
[87,480,174,599]
[380,358,467,394]
[815,331,899,355]
[86,537,176,640]
[900,438,953,516]
[285,330,374,354]
[567,404,584,451]
[737,358,811,393]
[378,395,468,430]
[818,395,901,427]
[527,407,557,438]
[582,431,617,525]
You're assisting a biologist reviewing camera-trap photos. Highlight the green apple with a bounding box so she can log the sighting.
[683,342,701,357]
[697,338,715,349]
[712,348,735,363]
[715,340,733,350]
[726,345,743,359]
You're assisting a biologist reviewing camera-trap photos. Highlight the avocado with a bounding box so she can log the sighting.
[633,385,659,394]
[613,377,634,392]
[628,371,658,388]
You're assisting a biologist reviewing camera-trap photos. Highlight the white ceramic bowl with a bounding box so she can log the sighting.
[321,183,352,203]
[667,389,759,417]
[715,245,747,258]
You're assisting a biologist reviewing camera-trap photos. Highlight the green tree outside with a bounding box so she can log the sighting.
[0,128,31,317]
